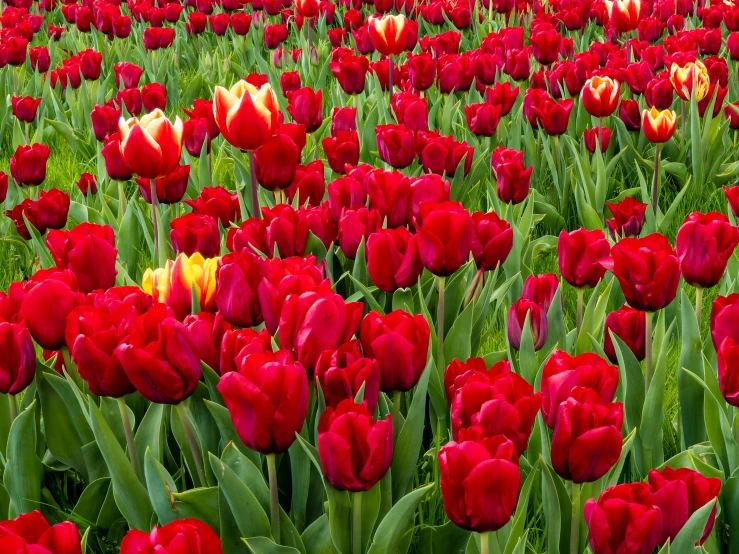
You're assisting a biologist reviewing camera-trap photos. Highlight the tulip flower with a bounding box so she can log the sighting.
[581,76,620,119]
[19,272,82,351]
[366,228,423,293]
[11,96,42,124]
[337,207,382,259]
[0,511,82,554]
[619,98,641,131]
[0,322,35,397]
[46,223,118,294]
[279,285,363,372]
[583,127,612,153]
[214,250,264,328]
[120,519,222,554]
[367,13,415,58]
[75,173,97,196]
[603,306,646,363]
[322,131,360,174]
[287,87,323,134]
[486,82,520,116]
[642,107,676,145]
[114,62,144,89]
[254,134,299,192]
[669,60,709,102]
[464,103,503,137]
[143,253,219,321]
[136,165,190,205]
[91,103,122,142]
[444,357,510,405]
[315,341,380,412]
[407,53,437,91]
[647,467,720,546]
[711,294,739,352]
[415,201,472,277]
[438,439,521,536]
[6,188,70,240]
[220,328,272,376]
[584,483,662,554]
[605,196,647,239]
[141,83,167,113]
[391,92,428,131]
[330,55,370,95]
[507,298,548,351]
[185,186,240,227]
[470,211,513,272]
[318,399,392,491]
[9,143,50,187]
[718,337,739,407]
[491,147,532,205]
[170,213,220,258]
[376,124,416,169]
[118,109,183,180]
[605,0,641,33]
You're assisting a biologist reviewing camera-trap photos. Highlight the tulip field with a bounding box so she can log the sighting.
[4,0,739,552]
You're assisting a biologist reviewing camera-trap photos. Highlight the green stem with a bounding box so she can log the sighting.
[267,453,281,543]
[150,179,161,266]
[576,288,584,338]
[695,287,703,330]
[248,150,260,220]
[645,311,654,391]
[570,482,581,554]
[652,143,660,217]
[117,397,143,484]
[175,402,206,488]
[353,491,363,554]
[8,394,17,425]
[436,276,446,372]
[480,532,490,554]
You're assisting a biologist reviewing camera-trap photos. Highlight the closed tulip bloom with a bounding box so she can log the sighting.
[0,511,82,554]
[605,196,647,239]
[711,294,739,352]
[183,312,231,374]
[416,132,474,177]
[619,98,641,131]
[718,337,739,407]
[444,358,512,404]
[91,102,122,142]
[257,255,325,335]
[46,223,118,294]
[115,304,201,404]
[471,211,513,271]
[218,349,308,454]
[30,46,51,72]
[285,161,325,207]
[322,131,360,174]
[407,174,450,227]
[0,322,35,395]
[367,13,415,57]
[606,0,641,33]
[316,341,380,412]
[584,483,662,554]
[603,306,646,363]
[170,213,220,258]
[67,306,134,398]
[215,251,265,328]
[583,127,612,153]
[438,439,521,532]
[541,350,619,428]
[464,103,502,137]
[19,275,81,350]
[529,27,561,65]
[101,135,132,181]
[641,107,676,143]
[287,87,323,134]
[408,53,437,91]
[391,92,428,132]
[551,397,624,483]
[318,399,392,492]
[143,26,175,50]
[581,76,620,118]
[328,176,367,223]
[11,96,42,123]
[367,228,423,293]
[507,298,548,351]
[451,370,542,454]
[416,201,473,276]
[279,285,363,371]
[143,253,219,321]
[141,83,167,113]
[338,207,382,259]
[365,170,411,228]
[117,88,143,115]
[7,189,70,240]
[219,328,272,376]
[360,310,430,392]
[120,518,222,554]
[670,60,709,102]
[675,212,739,289]
[213,81,280,151]
[114,62,144,89]
[647,467,720,546]
[600,234,680,312]
[9,143,50,187]
[531,97,573,135]
[492,147,532,205]
[227,217,269,254]
[558,228,610,289]
[183,118,211,156]
[486,82,520,116]
[118,109,183,179]
[76,173,97,196]
[254,134,299,191]
[185,186,240,227]
[330,55,370,95]
[376,124,416,169]
[136,165,190,205]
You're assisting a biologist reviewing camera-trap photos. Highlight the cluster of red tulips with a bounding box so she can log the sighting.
[3,0,739,549]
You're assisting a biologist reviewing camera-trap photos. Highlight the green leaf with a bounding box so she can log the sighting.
[504,459,541,554]
[678,289,705,448]
[366,483,434,554]
[4,400,42,517]
[244,537,301,554]
[541,461,572,554]
[89,401,153,530]
[134,402,163,472]
[204,400,261,466]
[301,515,339,554]
[670,498,716,552]
[443,301,474,366]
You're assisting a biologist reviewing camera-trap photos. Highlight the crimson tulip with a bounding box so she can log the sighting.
[470,211,513,271]
[315,341,380,412]
[0,511,81,554]
[185,186,240,227]
[7,188,70,240]
[76,173,97,196]
[366,228,423,293]
[11,96,42,123]
[718,337,739,406]
[603,306,646,363]
[118,110,183,180]
[215,251,265,328]
[170,213,220,258]
[213,81,280,151]
[675,212,739,289]
[507,298,548,351]
[376,124,416,169]
[711,294,739,352]
[338,207,382,259]
[558,228,610,289]
[255,134,299,191]
[0,322,35,395]
[9,143,50,186]
[19,272,82,350]
[415,201,473,277]
[120,519,222,554]
[91,102,122,142]
[322,131,360,174]
[605,196,647,239]
[219,328,272,376]
[287,87,323,133]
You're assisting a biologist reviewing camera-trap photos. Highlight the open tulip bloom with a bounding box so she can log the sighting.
[2,0,739,552]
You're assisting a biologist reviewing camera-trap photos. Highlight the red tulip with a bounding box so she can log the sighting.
[416,131,474,177]
[316,341,380,412]
[338,207,382,259]
[75,173,97,196]
[218,349,308,454]
[0,511,81,554]
[407,53,437,91]
[136,165,190,204]
[443,357,510,405]
[647,467,720,546]
[118,110,183,179]
[605,196,647,239]
[183,312,231,374]
[219,327,272,376]
[141,83,167,113]
[584,483,662,554]
[507,298,548,351]
[604,306,646,363]
[255,134,300,191]
[101,135,132,181]
[10,96,42,123]
[115,304,201,404]
[366,228,423,293]
[540,350,619,428]
[464,103,503,137]
[183,117,211,156]
[376,124,416,169]
[438,439,520,532]
[619,98,641,131]
[360,310,429,392]
[287,87,323,133]
[675,212,739,289]
[215,251,265,328]
[529,27,561,65]
[470,211,513,272]
[322,131,360,174]
[718,337,739,406]
[19,271,82,350]
[91,102,122,142]
[117,88,143,115]
[491,147,532,205]
[7,188,70,240]
[183,99,219,139]
[558,228,610,289]
[711,293,739,352]
[600,233,680,312]
[391,92,428,131]
[318,399,392,491]
[415,201,473,277]
[120,519,222,554]
[583,127,612,153]
[79,49,101,80]
[143,26,175,49]
[0,322,35,395]
[213,81,280,151]
[46,223,117,294]
[279,285,363,371]
[170,213,220,258]
[185,186,240,227]
[367,13,415,57]
[606,0,642,33]
[330,55,370,95]
[0,173,6,204]
[9,143,50,186]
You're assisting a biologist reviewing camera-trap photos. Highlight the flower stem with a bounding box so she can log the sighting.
[651,143,661,217]
[645,311,654,391]
[267,453,281,543]
[570,482,581,554]
[391,390,402,441]
[150,179,160,266]
[118,397,143,484]
[248,150,260,220]
[8,394,17,424]
[175,402,206,488]
[576,288,584,338]
[480,532,490,554]
[436,276,446,373]
[352,491,363,554]
[695,287,703,330]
